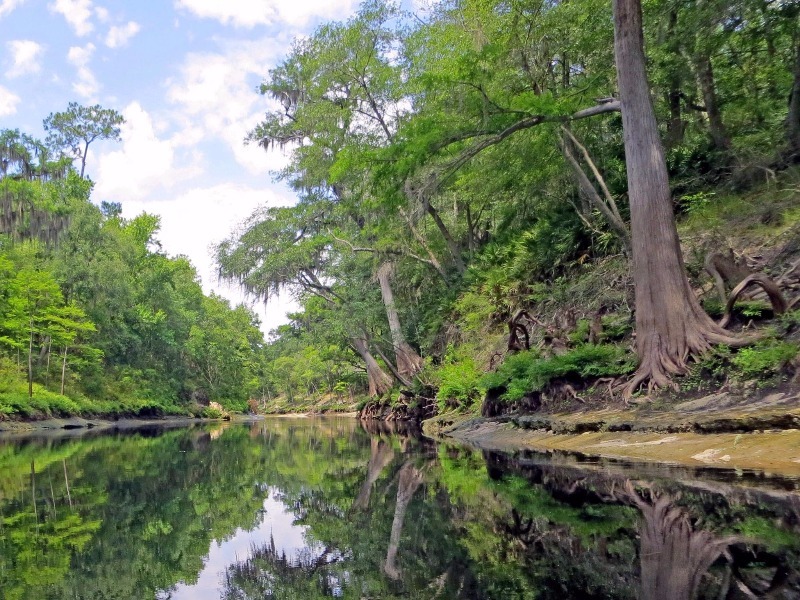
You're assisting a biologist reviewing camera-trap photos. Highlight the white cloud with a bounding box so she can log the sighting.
[94,102,202,201]
[0,0,25,18]
[94,5,108,22]
[105,21,140,48]
[5,40,44,78]
[49,0,94,36]
[67,42,99,98]
[167,39,292,175]
[175,0,357,28]
[0,85,20,116]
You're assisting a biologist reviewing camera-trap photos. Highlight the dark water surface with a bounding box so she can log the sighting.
[1,417,798,599]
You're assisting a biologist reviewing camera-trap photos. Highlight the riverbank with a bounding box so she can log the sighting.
[426,384,800,476]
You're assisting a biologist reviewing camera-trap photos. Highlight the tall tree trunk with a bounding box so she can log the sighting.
[694,52,731,156]
[376,262,424,380]
[664,10,685,150]
[401,209,449,282]
[28,322,33,399]
[613,0,741,396]
[559,130,632,253]
[384,462,424,580]
[425,203,466,274]
[352,336,393,397]
[352,438,395,511]
[786,42,800,161]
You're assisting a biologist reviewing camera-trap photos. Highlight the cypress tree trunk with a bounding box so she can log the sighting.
[786,42,800,161]
[352,336,393,397]
[376,262,424,380]
[694,52,731,156]
[612,0,741,395]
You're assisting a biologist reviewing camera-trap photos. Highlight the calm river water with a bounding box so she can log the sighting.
[0,417,798,599]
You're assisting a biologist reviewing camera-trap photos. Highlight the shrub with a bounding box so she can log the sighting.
[482,345,636,402]
[435,357,484,411]
[731,341,798,380]
[202,402,229,419]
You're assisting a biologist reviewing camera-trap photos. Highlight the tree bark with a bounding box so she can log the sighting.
[694,52,731,156]
[425,203,466,274]
[376,262,424,380]
[384,462,424,580]
[613,0,742,395]
[559,129,631,253]
[352,336,393,397]
[61,346,68,395]
[786,42,800,160]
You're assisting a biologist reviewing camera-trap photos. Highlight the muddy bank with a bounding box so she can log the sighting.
[427,385,800,476]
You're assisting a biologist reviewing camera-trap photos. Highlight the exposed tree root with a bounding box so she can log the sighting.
[719,273,788,329]
[623,316,748,399]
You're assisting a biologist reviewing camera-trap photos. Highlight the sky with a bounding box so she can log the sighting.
[0,0,384,333]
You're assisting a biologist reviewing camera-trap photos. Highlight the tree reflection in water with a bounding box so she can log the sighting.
[1,419,798,599]
[618,481,738,600]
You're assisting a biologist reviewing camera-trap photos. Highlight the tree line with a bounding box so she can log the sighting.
[0,106,267,417]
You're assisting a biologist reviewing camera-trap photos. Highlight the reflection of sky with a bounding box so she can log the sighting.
[165,490,312,599]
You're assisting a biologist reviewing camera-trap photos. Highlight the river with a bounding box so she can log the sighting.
[0,417,798,599]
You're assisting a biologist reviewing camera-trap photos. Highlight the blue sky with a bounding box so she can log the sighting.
[0,0,395,332]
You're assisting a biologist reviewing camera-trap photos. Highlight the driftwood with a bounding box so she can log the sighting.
[719,273,787,329]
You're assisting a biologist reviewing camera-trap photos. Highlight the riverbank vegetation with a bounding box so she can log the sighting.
[3,0,799,421]
[216,0,800,416]
[0,119,267,419]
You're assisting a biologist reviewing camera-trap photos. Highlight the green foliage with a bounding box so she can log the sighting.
[679,190,716,215]
[0,127,270,419]
[733,516,800,551]
[731,340,798,380]
[568,319,591,345]
[42,102,124,176]
[483,345,636,402]
[201,404,228,419]
[435,354,484,411]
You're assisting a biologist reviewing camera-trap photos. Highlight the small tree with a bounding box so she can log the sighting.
[43,102,124,178]
[6,269,64,398]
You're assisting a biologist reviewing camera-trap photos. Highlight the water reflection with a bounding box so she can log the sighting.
[0,418,798,599]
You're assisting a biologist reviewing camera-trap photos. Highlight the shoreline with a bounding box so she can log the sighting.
[426,384,800,477]
[0,411,363,437]
[438,418,800,477]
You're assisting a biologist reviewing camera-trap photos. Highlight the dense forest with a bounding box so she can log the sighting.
[0,107,267,418]
[2,0,800,419]
[216,0,800,414]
